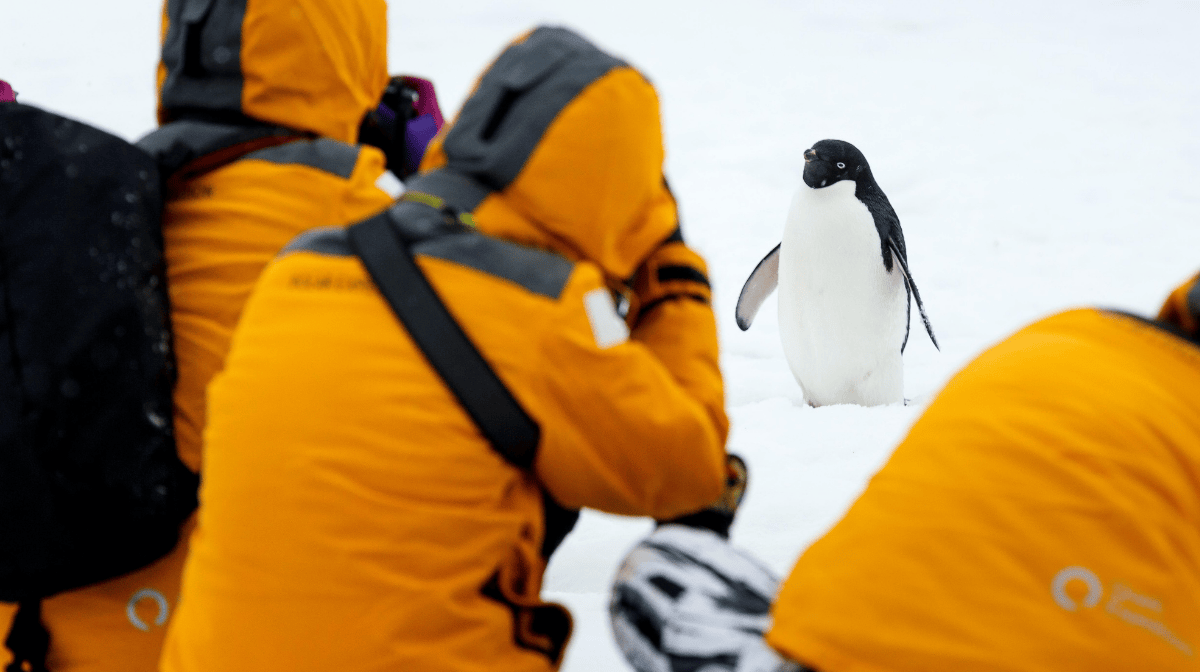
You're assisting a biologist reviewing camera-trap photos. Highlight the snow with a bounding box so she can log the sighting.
[5,1,1199,669]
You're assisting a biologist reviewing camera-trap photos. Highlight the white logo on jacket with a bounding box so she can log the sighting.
[126,588,170,632]
[1051,566,1192,656]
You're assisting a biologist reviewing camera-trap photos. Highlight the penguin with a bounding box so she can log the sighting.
[735,139,938,407]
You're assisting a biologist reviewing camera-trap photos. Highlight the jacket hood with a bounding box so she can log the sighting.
[155,0,388,143]
[418,26,678,281]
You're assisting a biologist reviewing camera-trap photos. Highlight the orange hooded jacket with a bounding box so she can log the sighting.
[767,276,1200,672]
[159,26,729,672]
[0,2,392,671]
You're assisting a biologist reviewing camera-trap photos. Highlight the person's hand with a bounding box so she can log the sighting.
[657,454,747,538]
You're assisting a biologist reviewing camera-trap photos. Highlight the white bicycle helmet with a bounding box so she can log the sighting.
[609,525,803,672]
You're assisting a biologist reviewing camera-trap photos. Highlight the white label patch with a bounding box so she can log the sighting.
[374,170,404,198]
[583,288,629,349]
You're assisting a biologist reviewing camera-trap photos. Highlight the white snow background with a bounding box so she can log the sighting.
[4,0,1199,669]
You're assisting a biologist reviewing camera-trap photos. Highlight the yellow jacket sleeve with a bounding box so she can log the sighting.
[531,259,727,519]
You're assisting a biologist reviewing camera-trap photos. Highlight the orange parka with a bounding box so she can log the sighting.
[767,281,1200,671]
[0,2,392,671]
[159,26,729,672]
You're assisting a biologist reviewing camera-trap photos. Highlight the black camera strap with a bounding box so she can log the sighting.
[346,212,540,469]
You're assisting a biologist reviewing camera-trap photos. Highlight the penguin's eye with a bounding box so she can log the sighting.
[836,162,846,170]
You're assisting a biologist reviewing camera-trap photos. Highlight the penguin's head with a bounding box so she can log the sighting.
[802,139,870,189]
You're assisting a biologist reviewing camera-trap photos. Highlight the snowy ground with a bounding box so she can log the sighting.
[6,1,1200,669]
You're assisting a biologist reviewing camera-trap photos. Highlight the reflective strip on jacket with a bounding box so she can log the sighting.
[767,307,1200,672]
[160,26,729,672]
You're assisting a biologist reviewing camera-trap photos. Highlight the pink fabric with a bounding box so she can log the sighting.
[0,80,15,103]
[399,76,444,129]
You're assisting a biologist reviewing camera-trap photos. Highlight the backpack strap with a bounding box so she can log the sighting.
[4,601,48,672]
[345,211,540,469]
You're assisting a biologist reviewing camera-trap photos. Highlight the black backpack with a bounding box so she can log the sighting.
[0,103,200,666]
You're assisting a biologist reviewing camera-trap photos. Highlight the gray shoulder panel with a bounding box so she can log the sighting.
[279,221,574,300]
[413,234,574,300]
[159,0,248,115]
[441,26,626,191]
[242,138,359,179]
[136,120,295,178]
[279,226,353,257]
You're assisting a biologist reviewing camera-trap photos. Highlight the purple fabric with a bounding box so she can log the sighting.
[405,114,440,173]
[399,76,444,129]
[0,80,16,103]
[375,102,396,125]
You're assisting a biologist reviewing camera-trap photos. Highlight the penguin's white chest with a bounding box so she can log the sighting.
[777,180,907,406]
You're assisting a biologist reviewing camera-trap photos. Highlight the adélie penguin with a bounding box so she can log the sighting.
[735,139,938,406]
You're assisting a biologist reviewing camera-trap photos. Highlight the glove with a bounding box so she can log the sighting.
[609,525,800,672]
[627,227,713,329]
[658,454,748,538]
[358,75,445,179]
[1157,272,1200,338]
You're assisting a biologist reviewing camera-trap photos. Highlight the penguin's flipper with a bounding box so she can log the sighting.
[735,243,781,331]
[886,238,939,351]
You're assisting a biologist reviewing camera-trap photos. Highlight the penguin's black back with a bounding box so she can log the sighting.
[854,178,906,273]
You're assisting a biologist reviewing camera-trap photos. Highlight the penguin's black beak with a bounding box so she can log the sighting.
[803,148,817,163]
